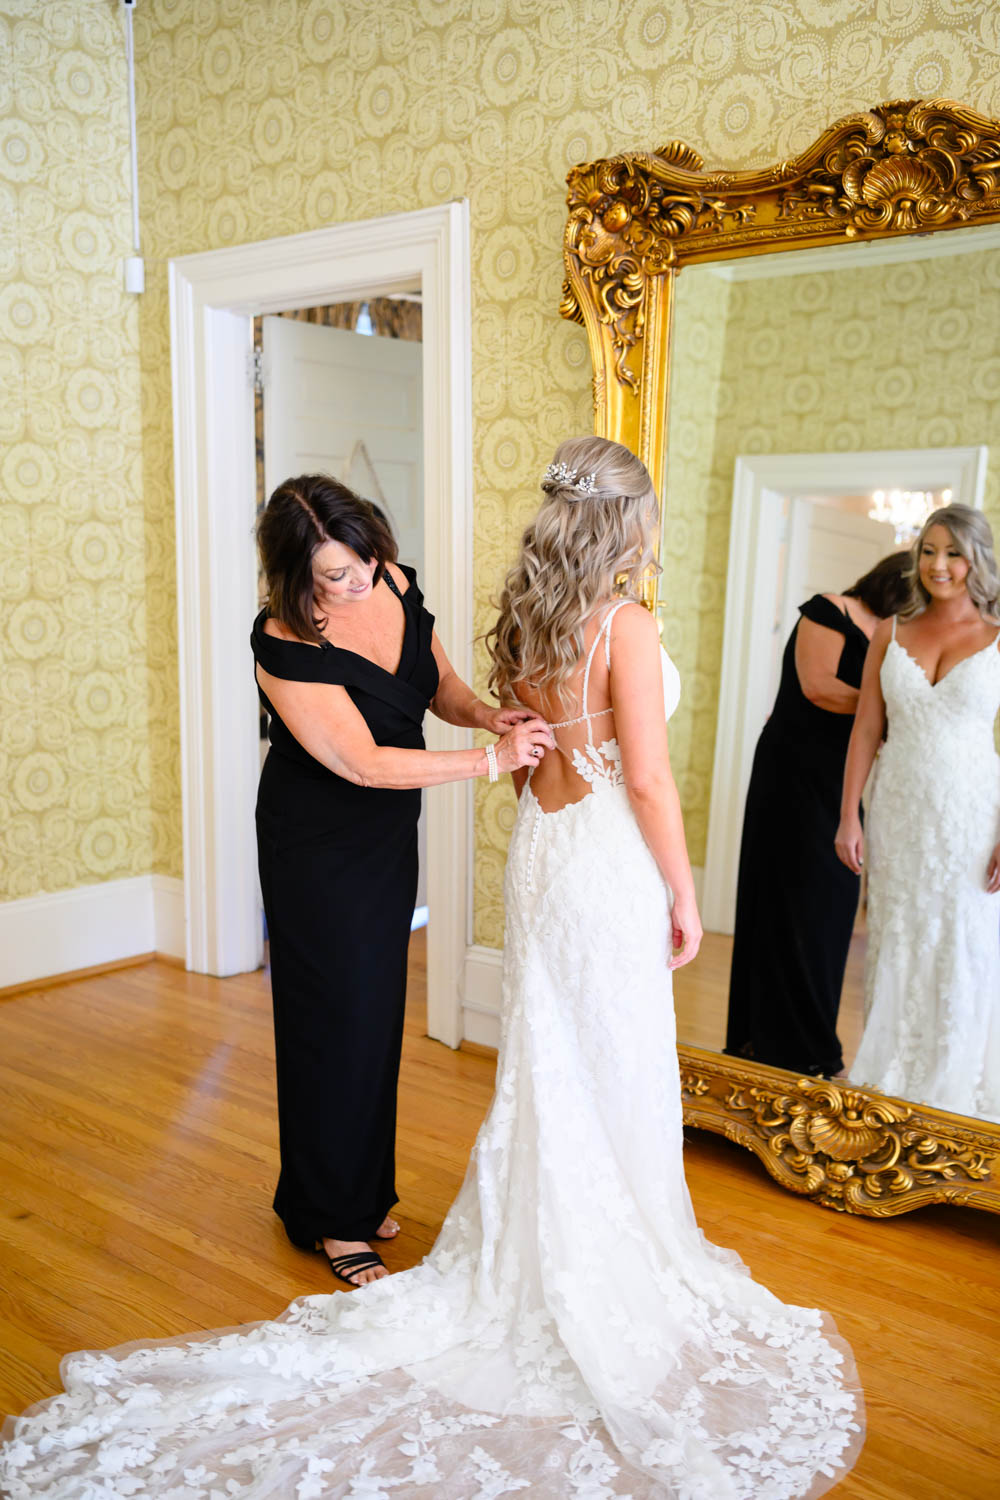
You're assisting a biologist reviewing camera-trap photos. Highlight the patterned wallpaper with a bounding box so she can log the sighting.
[664,248,1000,864]
[5,1,1000,947]
[1,0,152,900]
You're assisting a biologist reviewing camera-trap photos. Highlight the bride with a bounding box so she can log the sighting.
[1,438,862,1498]
[836,503,1000,1118]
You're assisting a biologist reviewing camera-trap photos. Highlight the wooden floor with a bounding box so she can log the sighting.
[673,927,868,1068]
[1,938,998,1498]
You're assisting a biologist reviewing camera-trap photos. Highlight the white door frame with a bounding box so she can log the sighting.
[168,203,473,1046]
[701,444,988,934]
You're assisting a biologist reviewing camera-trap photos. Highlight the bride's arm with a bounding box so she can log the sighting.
[834,618,891,874]
[610,604,702,969]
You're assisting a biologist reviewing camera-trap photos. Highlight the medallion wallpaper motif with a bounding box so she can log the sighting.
[4,0,1000,948]
[1,0,152,900]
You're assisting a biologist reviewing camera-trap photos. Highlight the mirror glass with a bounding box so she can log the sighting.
[662,225,1000,1126]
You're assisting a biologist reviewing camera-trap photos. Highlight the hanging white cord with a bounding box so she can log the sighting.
[122,1,144,292]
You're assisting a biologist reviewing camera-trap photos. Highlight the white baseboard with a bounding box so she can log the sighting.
[0,874,185,989]
[152,875,186,960]
[462,944,502,1051]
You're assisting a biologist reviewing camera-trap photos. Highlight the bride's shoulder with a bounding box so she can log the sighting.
[608,598,658,646]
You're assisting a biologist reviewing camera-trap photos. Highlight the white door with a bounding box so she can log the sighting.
[788,500,894,623]
[773,498,895,699]
[260,315,428,917]
[262,316,423,569]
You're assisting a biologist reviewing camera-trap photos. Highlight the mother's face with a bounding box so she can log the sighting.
[312,539,377,610]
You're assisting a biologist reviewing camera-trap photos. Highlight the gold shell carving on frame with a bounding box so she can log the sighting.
[678,1054,1000,1217]
[562,98,1000,397]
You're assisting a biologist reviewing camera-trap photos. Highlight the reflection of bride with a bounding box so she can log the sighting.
[837,505,1000,1120]
[1,439,862,1500]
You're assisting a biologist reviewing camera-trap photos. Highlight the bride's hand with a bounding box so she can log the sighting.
[494,717,554,774]
[669,897,702,970]
[988,841,1000,893]
[834,815,864,874]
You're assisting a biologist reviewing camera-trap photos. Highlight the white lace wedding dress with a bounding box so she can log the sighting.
[0,607,862,1499]
[850,619,1000,1119]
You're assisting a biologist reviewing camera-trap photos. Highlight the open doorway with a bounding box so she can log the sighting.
[169,204,471,1047]
[253,297,430,941]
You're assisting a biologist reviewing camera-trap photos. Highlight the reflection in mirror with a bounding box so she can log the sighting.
[662,229,1000,1125]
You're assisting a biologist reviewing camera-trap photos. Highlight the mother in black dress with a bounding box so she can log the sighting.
[725,552,908,1078]
[252,475,552,1288]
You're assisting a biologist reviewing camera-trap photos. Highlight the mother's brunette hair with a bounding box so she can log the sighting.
[257,474,397,643]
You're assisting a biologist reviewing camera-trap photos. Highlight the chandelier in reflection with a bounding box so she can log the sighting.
[868,487,953,546]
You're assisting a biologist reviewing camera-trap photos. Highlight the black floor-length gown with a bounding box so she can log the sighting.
[726,594,868,1077]
[251,566,438,1246]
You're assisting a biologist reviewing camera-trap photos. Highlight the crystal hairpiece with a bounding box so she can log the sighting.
[543,461,598,498]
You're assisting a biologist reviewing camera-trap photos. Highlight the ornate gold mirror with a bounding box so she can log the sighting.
[562,100,1000,1217]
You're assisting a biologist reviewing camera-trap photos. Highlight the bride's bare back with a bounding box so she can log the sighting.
[512,603,623,814]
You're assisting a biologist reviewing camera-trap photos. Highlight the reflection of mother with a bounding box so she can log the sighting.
[252,476,551,1287]
[726,554,908,1078]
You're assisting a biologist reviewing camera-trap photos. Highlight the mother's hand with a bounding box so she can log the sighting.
[478,704,539,735]
[835,815,864,875]
[494,717,555,774]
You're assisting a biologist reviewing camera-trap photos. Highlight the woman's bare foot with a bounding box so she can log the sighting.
[375,1214,400,1239]
[321,1238,388,1285]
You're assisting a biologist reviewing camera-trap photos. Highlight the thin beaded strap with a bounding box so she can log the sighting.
[547,601,629,732]
[579,601,628,743]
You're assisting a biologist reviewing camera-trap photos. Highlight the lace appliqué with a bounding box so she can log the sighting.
[570,738,623,789]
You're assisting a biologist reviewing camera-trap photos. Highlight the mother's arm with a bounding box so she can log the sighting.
[794,607,860,713]
[834,618,891,874]
[256,665,551,789]
[428,632,535,735]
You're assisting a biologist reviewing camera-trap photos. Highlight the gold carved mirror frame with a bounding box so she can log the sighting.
[561,99,1000,1218]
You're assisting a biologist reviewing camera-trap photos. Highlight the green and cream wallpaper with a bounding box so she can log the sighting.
[4,0,1000,947]
[1,0,152,900]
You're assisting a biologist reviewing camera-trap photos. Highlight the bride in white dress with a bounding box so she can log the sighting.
[836,504,1000,1119]
[1,438,862,1499]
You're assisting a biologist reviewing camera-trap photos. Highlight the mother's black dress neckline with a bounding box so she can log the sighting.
[252,564,438,1246]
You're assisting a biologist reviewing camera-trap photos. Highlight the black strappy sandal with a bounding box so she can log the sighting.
[323,1248,386,1287]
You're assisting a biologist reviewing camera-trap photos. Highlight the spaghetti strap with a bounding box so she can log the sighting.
[891,614,897,641]
[581,601,628,724]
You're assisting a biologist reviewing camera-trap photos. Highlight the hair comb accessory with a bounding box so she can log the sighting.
[543,462,598,498]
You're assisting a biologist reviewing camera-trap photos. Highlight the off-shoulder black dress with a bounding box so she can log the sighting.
[725,594,868,1078]
[251,566,438,1247]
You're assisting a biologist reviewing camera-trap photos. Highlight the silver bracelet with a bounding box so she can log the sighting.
[485,743,499,782]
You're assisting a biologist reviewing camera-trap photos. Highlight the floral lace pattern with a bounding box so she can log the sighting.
[851,634,1000,1119]
[0,641,862,1499]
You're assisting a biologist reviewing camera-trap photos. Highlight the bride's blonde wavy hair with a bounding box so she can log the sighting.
[486,436,660,710]
[900,503,1000,624]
